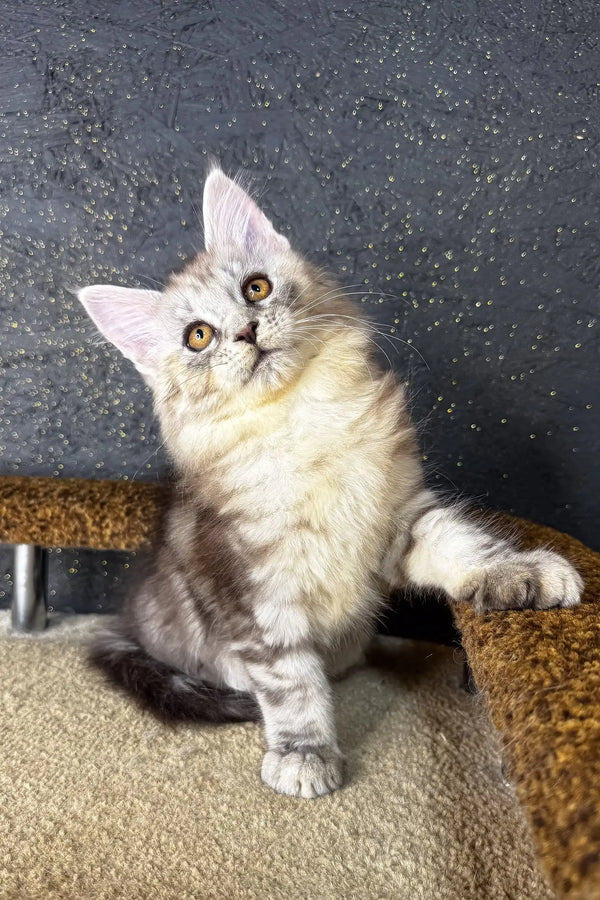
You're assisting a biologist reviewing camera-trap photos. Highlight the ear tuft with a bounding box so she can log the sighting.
[203,168,290,254]
[77,285,163,377]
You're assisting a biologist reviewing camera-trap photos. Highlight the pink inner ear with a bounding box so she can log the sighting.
[77,285,163,375]
[203,168,290,253]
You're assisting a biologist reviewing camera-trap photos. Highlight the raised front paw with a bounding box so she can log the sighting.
[464,549,584,613]
[261,746,344,799]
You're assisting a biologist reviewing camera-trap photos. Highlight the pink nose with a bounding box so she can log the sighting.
[235,321,258,344]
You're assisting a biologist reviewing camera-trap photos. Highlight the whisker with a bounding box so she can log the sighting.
[130,436,169,481]
[297,286,411,316]
[296,321,395,371]
[295,281,368,306]
[294,325,379,389]
[296,313,429,369]
[293,283,375,313]
[128,272,169,291]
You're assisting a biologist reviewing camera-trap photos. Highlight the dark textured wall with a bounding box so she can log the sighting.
[0,0,598,614]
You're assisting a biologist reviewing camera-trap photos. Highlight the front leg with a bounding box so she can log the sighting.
[383,490,584,611]
[244,644,343,799]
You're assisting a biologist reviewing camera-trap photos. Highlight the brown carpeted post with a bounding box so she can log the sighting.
[0,475,169,632]
[453,518,600,899]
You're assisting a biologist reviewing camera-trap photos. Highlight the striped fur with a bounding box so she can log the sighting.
[78,168,583,799]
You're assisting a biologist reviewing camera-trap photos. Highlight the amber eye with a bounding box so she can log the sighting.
[185,322,213,351]
[242,275,272,302]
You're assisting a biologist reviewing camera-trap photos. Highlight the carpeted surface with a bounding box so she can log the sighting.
[0,614,552,900]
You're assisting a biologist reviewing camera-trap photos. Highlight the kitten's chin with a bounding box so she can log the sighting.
[210,346,305,400]
[244,350,289,394]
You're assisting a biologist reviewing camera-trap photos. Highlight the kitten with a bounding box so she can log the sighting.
[78,167,583,799]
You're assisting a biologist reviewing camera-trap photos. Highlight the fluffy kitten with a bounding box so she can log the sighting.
[78,168,583,799]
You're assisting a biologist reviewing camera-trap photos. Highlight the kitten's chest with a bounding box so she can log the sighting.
[218,408,386,538]
[214,404,402,635]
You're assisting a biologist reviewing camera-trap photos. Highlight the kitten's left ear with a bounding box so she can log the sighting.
[203,168,290,254]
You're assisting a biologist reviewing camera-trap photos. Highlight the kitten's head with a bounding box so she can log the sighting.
[78,168,355,412]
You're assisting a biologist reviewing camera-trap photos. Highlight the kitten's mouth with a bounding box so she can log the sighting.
[251,348,275,374]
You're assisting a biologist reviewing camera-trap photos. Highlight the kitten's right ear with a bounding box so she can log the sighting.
[77,285,163,378]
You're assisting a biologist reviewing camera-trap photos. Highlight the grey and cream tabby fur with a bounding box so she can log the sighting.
[78,168,583,799]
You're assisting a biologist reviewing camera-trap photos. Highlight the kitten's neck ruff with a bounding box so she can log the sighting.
[157,325,378,479]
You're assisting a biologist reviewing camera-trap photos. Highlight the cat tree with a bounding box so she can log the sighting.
[0,473,598,898]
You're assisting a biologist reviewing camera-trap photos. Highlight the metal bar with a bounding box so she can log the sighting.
[11,544,48,632]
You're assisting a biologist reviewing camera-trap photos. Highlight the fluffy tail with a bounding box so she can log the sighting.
[89,624,260,724]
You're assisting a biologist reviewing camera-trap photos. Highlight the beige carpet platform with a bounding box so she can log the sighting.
[0,613,552,900]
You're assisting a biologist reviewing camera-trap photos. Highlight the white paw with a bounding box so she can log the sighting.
[261,747,344,799]
[466,549,584,613]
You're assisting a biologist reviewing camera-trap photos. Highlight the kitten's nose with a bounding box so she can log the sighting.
[234,321,258,344]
